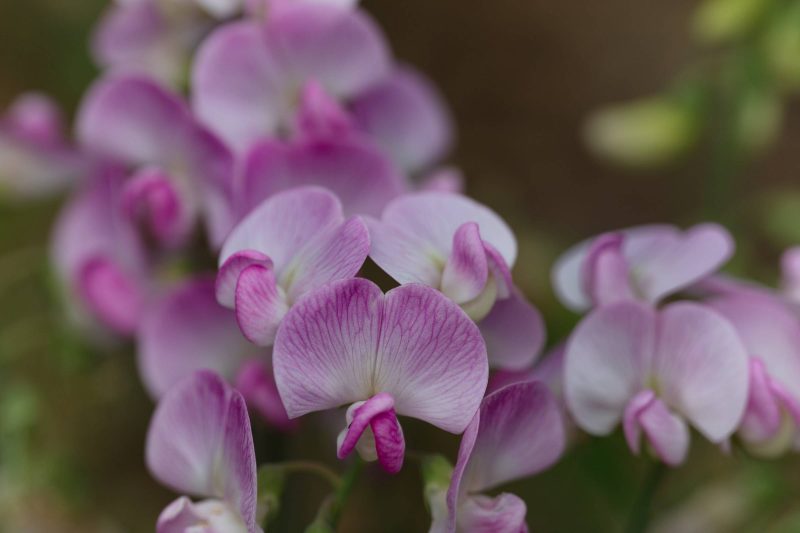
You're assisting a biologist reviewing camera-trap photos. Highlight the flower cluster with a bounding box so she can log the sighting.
[7,0,800,531]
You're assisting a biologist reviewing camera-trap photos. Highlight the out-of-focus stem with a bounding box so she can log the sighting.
[625,461,667,533]
[328,457,364,528]
[276,460,342,489]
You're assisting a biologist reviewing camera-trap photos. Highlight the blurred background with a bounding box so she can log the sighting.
[3,0,800,531]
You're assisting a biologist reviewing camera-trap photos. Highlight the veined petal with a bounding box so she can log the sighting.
[336,392,405,473]
[462,382,564,494]
[234,264,288,346]
[478,288,545,371]
[220,186,344,273]
[137,276,254,398]
[216,251,274,309]
[266,4,390,99]
[191,21,285,153]
[239,138,405,218]
[441,222,489,304]
[623,390,690,466]
[351,65,453,173]
[457,494,528,533]
[146,371,257,531]
[273,278,381,417]
[369,192,516,288]
[375,283,488,433]
[564,301,655,435]
[654,302,749,443]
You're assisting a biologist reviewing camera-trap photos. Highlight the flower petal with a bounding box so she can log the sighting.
[273,278,382,417]
[478,288,546,371]
[157,496,251,533]
[191,21,285,153]
[351,65,453,173]
[292,80,355,141]
[216,251,274,309]
[78,255,146,336]
[369,192,517,287]
[654,302,749,442]
[738,358,783,444]
[239,138,405,218]
[781,247,800,304]
[441,222,489,304]
[375,283,488,433]
[457,494,528,533]
[137,276,254,398]
[235,358,295,431]
[623,390,690,466]
[146,371,257,530]
[235,264,288,346]
[582,232,635,307]
[336,392,405,473]
[564,301,656,435]
[418,167,465,193]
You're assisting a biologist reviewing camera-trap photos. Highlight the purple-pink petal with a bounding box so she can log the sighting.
[623,390,689,466]
[234,264,288,346]
[477,288,546,371]
[235,358,296,431]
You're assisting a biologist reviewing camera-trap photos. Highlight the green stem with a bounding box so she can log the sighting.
[276,460,342,489]
[328,457,364,529]
[625,461,667,533]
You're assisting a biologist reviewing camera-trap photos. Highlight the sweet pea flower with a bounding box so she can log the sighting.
[0,93,84,199]
[77,75,235,248]
[781,247,800,305]
[146,370,261,533]
[367,191,545,370]
[707,292,800,457]
[429,382,565,533]
[138,275,293,429]
[192,5,390,154]
[51,165,149,337]
[273,278,489,473]
[217,186,369,345]
[564,301,749,466]
[92,0,216,87]
[552,223,733,312]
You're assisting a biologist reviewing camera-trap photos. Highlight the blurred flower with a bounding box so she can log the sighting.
[429,382,565,533]
[77,75,235,248]
[552,224,733,313]
[0,93,84,200]
[146,371,261,533]
[368,192,545,370]
[564,301,749,466]
[708,292,800,457]
[781,247,800,304]
[217,187,369,345]
[273,278,488,473]
[583,96,701,168]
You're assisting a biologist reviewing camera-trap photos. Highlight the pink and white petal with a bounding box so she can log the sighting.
[77,75,189,165]
[738,358,783,443]
[4,92,65,145]
[351,65,453,173]
[379,192,517,269]
[375,284,488,433]
[78,255,146,336]
[551,239,593,312]
[239,138,406,218]
[282,216,369,302]
[418,166,464,193]
[582,233,635,307]
[146,370,257,526]
[292,80,355,141]
[220,186,343,272]
[478,289,545,371]
[157,497,252,533]
[235,358,296,431]
[234,264,289,346]
[707,293,800,400]
[457,494,528,533]
[366,217,444,287]
[623,390,690,466]
[445,409,480,533]
[632,223,734,303]
[564,301,656,435]
[191,21,286,153]
[273,278,381,418]
[266,4,390,99]
[137,276,253,398]
[654,302,750,443]
[122,167,194,249]
[441,222,489,304]
[462,382,564,493]
[216,251,273,309]
[336,392,404,473]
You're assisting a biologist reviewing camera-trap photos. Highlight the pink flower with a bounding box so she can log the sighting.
[217,186,369,346]
[146,371,261,533]
[367,191,545,370]
[552,224,733,312]
[564,301,749,466]
[430,382,565,533]
[273,278,489,473]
